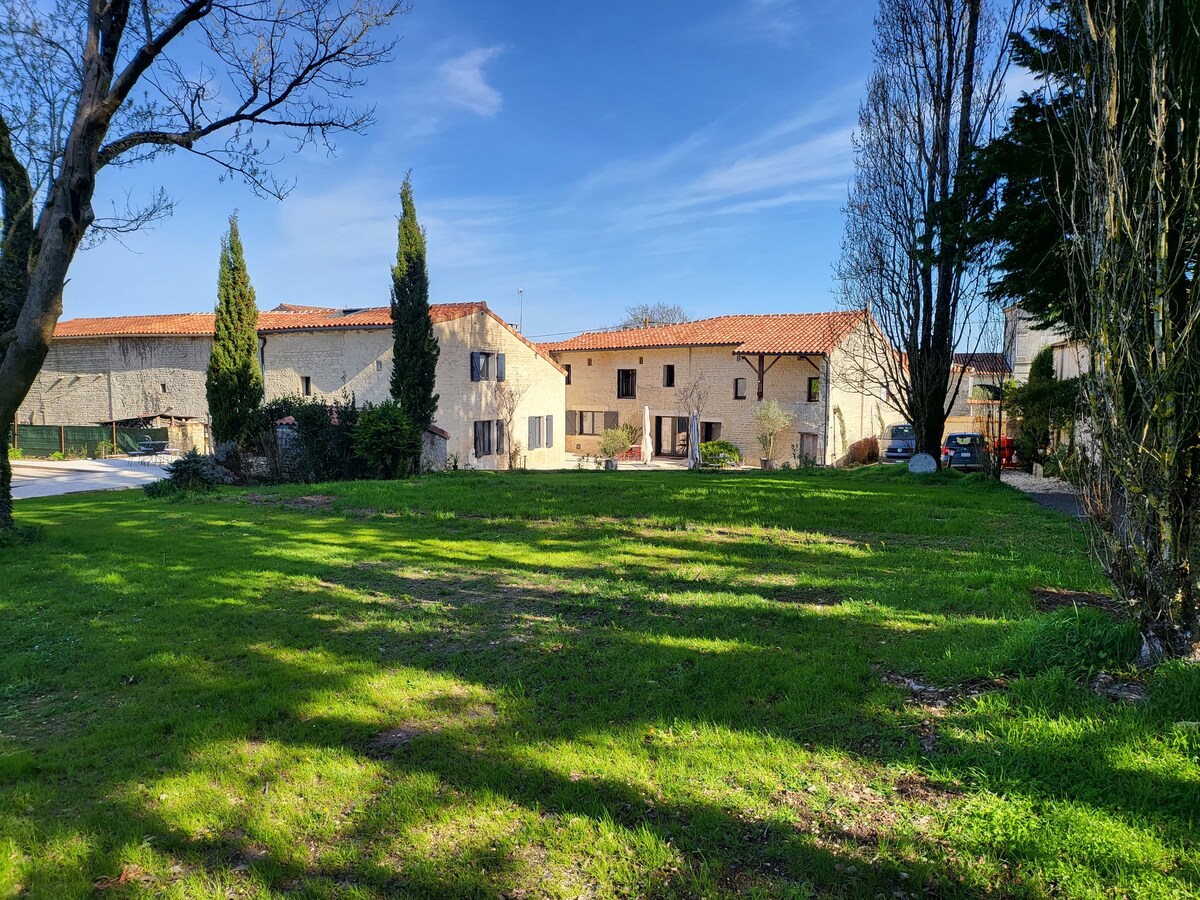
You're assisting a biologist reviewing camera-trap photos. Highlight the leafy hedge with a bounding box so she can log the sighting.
[700,440,742,468]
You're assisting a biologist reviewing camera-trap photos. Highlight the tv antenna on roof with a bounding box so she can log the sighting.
[518,288,524,333]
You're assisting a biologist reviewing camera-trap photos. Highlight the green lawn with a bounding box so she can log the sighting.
[1,467,1197,898]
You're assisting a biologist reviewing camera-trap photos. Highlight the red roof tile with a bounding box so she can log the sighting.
[953,352,1011,376]
[52,301,566,373]
[539,311,862,356]
[52,303,486,338]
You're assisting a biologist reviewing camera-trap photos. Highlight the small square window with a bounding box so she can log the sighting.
[807,376,821,403]
[587,358,592,366]
[639,356,644,365]
[663,364,675,388]
[734,377,747,400]
[160,383,168,394]
[376,359,384,372]
[301,376,312,397]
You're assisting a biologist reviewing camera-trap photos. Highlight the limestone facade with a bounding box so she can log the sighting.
[16,303,567,469]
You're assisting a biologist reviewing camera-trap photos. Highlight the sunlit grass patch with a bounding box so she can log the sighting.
[2,467,1195,897]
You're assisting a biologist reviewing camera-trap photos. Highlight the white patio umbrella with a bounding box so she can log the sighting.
[688,411,701,470]
[640,405,653,464]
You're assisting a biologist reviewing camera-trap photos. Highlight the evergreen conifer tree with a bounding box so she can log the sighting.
[389,174,439,432]
[206,215,263,446]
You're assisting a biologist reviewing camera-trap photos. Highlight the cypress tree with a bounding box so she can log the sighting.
[206,214,263,446]
[389,174,439,432]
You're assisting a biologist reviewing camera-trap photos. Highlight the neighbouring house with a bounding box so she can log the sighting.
[540,311,900,466]
[1004,304,1088,383]
[16,301,567,469]
[944,353,1012,435]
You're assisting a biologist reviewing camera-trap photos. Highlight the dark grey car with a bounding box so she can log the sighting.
[882,423,916,462]
[942,432,984,471]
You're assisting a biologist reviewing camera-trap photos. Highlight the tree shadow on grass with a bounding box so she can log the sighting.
[2,482,1190,897]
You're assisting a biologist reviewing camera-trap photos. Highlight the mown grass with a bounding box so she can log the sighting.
[1,466,1197,898]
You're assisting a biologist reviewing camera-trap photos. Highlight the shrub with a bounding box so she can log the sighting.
[847,436,880,465]
[599,427,633,459]
[700,440,741,468]
[7,445,22,460]
[354,400,421,479]
[256,395,363,483]
[144,450,225,498]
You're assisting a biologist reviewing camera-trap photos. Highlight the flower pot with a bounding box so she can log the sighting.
[604,458,619,471]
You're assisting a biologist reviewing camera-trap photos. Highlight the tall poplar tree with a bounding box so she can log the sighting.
[206,215,263,446]
[389,174,439,432]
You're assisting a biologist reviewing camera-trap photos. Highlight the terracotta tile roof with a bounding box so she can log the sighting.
[539,310,862,356]
[52,300,566,374]
[953,352,1011,376]
[52,303,487,338]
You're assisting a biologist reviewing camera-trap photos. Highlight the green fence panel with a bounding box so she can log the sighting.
[12,425,62,457]
[12,424,168,457]
[63,425,111,459]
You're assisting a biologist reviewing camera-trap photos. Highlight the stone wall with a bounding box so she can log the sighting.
[17,335,214,426]
[19,311,567,470]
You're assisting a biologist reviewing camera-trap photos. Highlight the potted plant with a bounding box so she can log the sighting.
[753,399,795,470]
[598,427,633,470]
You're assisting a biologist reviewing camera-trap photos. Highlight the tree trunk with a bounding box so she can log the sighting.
[0,427,12,529]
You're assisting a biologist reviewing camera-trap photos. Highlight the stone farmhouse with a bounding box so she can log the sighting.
[540,311,901,465]
[16,301,567,469]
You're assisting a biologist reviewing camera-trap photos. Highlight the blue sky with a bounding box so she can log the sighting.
[69,0,879,339]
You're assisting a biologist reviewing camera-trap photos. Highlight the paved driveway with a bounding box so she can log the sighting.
[12,458,166,499]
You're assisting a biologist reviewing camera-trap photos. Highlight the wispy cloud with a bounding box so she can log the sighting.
[438,46,506,117]
[573,83,860,231]
[390,44,507,137]
[695,0,807,46]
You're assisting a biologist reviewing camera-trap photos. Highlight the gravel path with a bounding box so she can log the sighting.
[1002,469,1085,518]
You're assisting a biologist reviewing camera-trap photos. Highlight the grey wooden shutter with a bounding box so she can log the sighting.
[495,420,505,457]
[470,352,482,382]
[565,411,578,436]
[546,415,554,448]
[496,353,506,382]
[604,411,619,430]
[528,417,536,450]
[473,421,485,457]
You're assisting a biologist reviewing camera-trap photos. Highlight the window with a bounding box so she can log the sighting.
[470,351,490,382]
[639,356,644,365]
[160,383,168,394]
[470,351,505,382]
[495,420,505,457]
[663,364,675,387]
[564,364,572,385]
[733,377,747,400]
[617,369,637,399]
[587,358,592,366]
[528,416,544,450]
[301,376,312,397]
[701,421,722,442]
[376,359,384,372]
[473,420,493,457]
[807,376,821,403]
[578,411,602,435]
